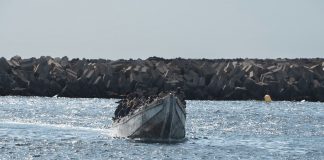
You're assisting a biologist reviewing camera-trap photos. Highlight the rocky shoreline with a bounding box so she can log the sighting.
[0,56,323,101]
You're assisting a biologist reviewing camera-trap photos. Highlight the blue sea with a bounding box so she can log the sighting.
[0,96,323,159]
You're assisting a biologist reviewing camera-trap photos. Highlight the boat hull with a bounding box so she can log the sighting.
[112,94,186,142]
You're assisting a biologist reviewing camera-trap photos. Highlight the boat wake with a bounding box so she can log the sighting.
[0,120,117,138]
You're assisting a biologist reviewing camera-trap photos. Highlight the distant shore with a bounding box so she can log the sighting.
[0,56,323,102]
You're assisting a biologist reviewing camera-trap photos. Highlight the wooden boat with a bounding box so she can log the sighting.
[112,93,186,142]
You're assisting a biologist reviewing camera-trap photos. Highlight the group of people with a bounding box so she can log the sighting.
[112,88,186,121]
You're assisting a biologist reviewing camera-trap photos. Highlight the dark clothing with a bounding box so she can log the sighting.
[113,90,186,121]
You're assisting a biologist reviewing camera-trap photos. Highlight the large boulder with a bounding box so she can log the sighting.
[224,87,249,100]
[20,58,36,71]
[206,74,224,96]
[60,56,69,68]
[0,73,14,95]
[0,57,11,73]
[9,55,22,68]
[243,78,265,99]
[313,85,324,101]
[11,70,30,88]
[183,70,199,87]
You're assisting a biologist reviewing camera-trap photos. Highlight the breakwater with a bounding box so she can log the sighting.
[0,56,323,101]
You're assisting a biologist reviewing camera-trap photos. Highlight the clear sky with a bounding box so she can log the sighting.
[0,0,324,60]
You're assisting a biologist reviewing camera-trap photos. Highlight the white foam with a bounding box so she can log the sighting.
[0,120,116,137]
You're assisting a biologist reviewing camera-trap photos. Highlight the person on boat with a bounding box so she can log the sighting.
[176,87,186,105]
[127,97,139,113]
[124,104,132,116]
[114,99,126,119]
[158,91,166,98]
[146,95,154,104]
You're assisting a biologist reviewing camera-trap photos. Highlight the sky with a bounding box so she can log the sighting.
[0,0,324,60]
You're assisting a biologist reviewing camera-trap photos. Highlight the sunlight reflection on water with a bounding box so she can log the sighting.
[0,96,323,159]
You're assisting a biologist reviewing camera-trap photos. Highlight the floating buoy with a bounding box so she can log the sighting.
[264,94,272,102]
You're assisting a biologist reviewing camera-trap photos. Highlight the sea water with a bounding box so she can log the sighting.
[0,96,323,159]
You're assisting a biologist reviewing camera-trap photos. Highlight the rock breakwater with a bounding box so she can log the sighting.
[0,56,323,101]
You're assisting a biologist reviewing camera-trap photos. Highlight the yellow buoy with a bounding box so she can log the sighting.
[264,94,272,102]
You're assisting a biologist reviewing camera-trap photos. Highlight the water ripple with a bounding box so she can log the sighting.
[0,96,324,159]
